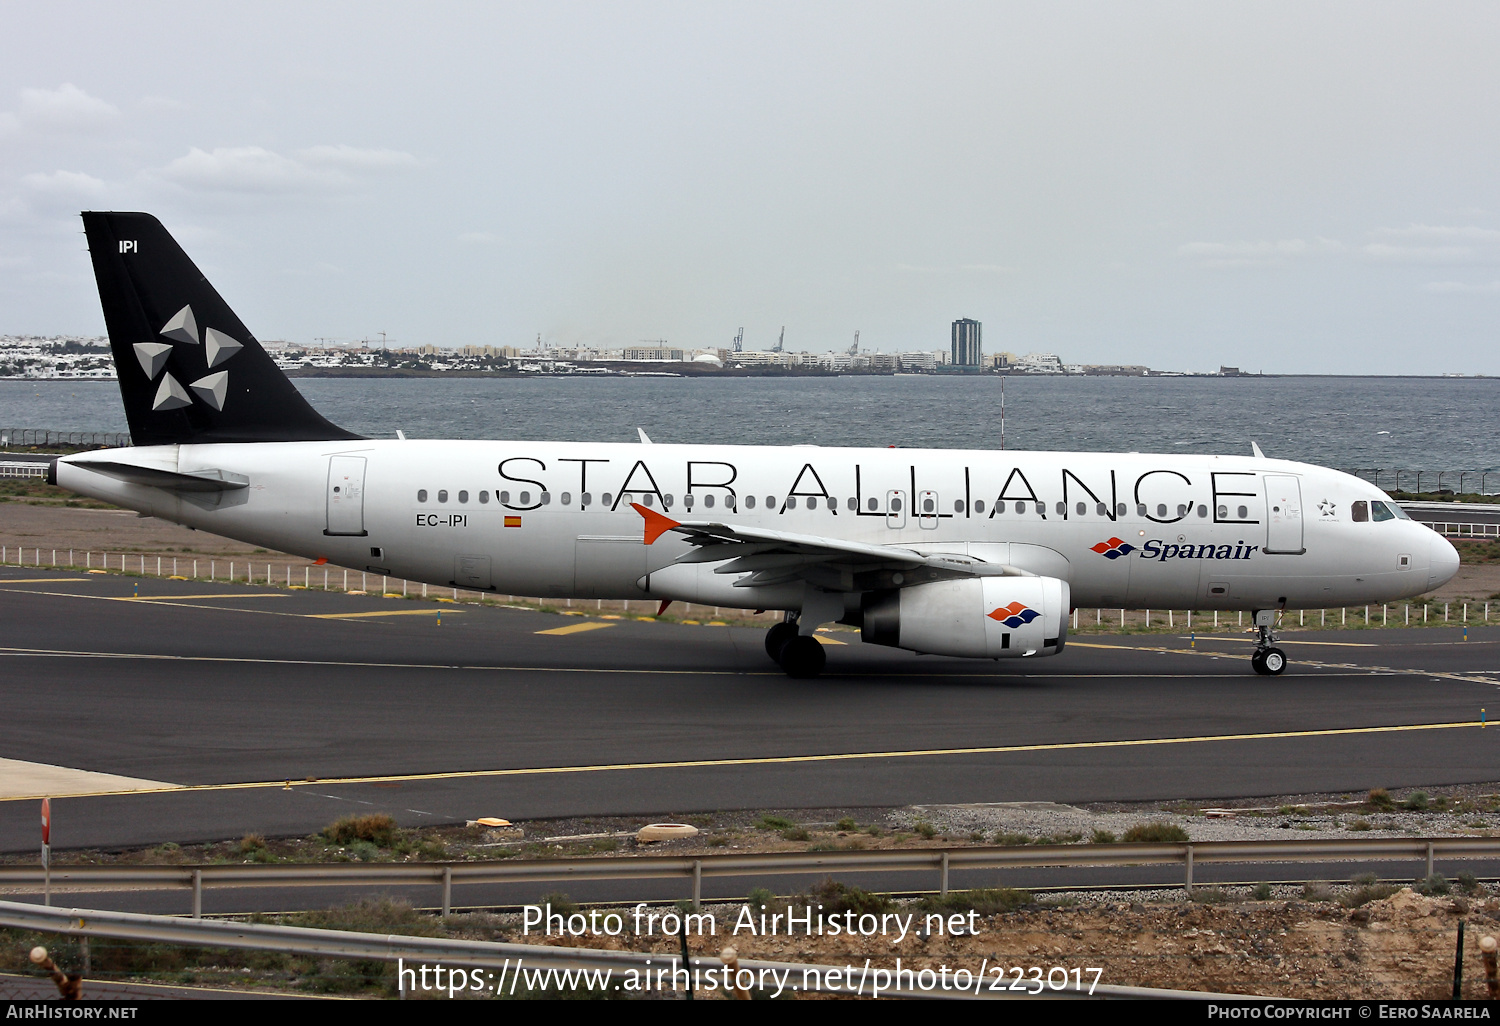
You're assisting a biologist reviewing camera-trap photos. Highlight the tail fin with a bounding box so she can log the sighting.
[81,211,361,445]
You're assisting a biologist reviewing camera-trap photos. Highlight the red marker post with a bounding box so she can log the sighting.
[41,798,50,907]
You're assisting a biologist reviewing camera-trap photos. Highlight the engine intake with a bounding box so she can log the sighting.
[860,576,1070,658]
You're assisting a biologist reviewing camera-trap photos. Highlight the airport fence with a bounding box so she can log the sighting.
[0,428,130,449]
[1343,468,1500,495]
[0,544,1492,632]
[3,837,1498,918]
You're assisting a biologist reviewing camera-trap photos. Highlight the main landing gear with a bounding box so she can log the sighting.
[1250,610,1288,676]
[765,615,827,679]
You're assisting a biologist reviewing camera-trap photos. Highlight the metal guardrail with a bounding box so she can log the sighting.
[0,899,1245,1000]
[2,837,1491,917]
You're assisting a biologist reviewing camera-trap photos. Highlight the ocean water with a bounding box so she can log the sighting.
[2,375,1497,471]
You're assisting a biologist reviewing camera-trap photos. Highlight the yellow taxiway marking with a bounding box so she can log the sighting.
[310,608,457,619]
[127,593,288,601]
[0,718,1484,803]
[536,621,614,635]
[0,578,90,584]
[814,634,848,646]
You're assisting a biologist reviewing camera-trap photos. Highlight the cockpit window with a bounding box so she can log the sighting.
[1390,502,1410,520]
[1351,500,1369,522]
[1371,500,1396,522]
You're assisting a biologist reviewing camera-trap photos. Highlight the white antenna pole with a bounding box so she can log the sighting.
[1000,374,1006,451]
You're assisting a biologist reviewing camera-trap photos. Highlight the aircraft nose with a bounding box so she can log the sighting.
[1428,531,1460,590]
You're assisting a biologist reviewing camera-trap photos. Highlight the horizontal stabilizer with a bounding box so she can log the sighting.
[69,459,248,493]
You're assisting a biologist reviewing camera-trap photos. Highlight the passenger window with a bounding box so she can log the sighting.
[479,491,489,503]
[417,489,428,502]
[1177,504,1188,517]
[1137,504,1147,517]
[561,492,571,505]
[954,499,964,513]
[994,501,1005,514]
[1197,505,1207,518]
[1096,503,1106,516]
[602,492,612,505]
[519,491,531,504]
[867,497,878,511]
[663,494,673,508]
[891,497,902,512]
[1372,500,1395,522]
[1156,504,1167,518]
[726,496,736,509]
[786,496,798,510]
[1117,503,1127,516]
[581,492,592,507]
[1352,500,1369,522]
[827,497,836,510]
[1076,502,1086,515]
[975,500,986,513]
[766,496,775,508]
[924,497,935,513]
[704,494,715,508]
[847,497,857,511]
[683,494,693,509]
[1056,502,1066,515]
[1217,505,1227,518]
[458,490,469,503]
[746,495,757,509]
[1237,505,1248,519]
[498,491,509,503]
[1034,502,1044,514]
[541,492,551,505]
[438,490,448,503]
[642,494,653,508]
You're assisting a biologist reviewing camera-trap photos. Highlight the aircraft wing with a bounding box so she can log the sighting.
[630,502,1026,589]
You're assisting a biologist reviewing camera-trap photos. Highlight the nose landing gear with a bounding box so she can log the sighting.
[1250,610,1288,676]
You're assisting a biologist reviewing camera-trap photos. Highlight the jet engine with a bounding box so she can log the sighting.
[859,576,1070,658]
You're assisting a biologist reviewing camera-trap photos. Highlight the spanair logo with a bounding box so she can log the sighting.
[987,602,1040,629]
[1090,537,1136,560]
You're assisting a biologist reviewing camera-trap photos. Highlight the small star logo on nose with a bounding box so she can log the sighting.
[1318,499,1336,517]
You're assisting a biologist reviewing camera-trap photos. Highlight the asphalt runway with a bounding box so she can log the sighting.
[2,567,1499,855]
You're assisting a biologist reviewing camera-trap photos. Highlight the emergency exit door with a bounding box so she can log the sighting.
[325,455,368,536]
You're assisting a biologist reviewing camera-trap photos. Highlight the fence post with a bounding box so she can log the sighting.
[693,860,702,911]
[192,869,202,919]
[442,866,452,920]
[1427,841,1435,880]
[940,852,950,897]
[1185,844,1194,894]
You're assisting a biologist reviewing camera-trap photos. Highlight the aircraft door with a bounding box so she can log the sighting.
[1264,475,1306,555]
[917,490,939,530]
[325,456,367,537]
[886,489,907,529]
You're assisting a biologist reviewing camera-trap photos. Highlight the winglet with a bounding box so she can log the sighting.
[631,502,680,544]
[1251,441,1265,459]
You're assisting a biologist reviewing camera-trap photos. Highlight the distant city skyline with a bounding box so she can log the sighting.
[2,3,1499,374]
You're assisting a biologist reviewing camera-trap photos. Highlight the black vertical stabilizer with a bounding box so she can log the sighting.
[81,211,362,445]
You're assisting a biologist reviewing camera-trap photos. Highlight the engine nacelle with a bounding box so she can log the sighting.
[860,576,1070,658]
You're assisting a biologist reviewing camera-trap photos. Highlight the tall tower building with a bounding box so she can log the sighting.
[951,318,982,367]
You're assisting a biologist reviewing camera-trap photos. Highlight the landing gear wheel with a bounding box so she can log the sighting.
[765,622,798,661]
[778,635,827,679]
[1251,647,1288,676]
[1262,647,1287,675]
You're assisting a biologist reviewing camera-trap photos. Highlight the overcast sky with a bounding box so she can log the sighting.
[2,2,1499,373]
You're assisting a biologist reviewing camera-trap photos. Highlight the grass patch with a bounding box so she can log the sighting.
[1190,887,1233,904]
[755,815,795,831]
[1251,883,1274,901]
[323,813,397,847]
[1090,829,1117,844]
[1367,788,1395,811]
[920,887,1033,916]
[1121,821,1189,843]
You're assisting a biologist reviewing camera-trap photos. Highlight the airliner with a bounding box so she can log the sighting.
[49,212,1459,678]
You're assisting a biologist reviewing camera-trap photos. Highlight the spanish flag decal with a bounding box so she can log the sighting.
[504,516,522,528]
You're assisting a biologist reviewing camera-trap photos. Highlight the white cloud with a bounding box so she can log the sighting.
[1372,223,1500,241]
[21,170,107,197]
[458,231,500,244]
[1177,238,1344,267]
[298,144,417,169]
[1422,280,1500,294]
[156,144,418,195]
[1360,242,1478,264]
[14,84,118,130]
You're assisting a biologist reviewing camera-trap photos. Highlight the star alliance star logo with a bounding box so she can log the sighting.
[132,304,243,413]
[1318,499,1337,518]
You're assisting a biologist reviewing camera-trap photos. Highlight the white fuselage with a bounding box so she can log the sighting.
[56,440,1459,615]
